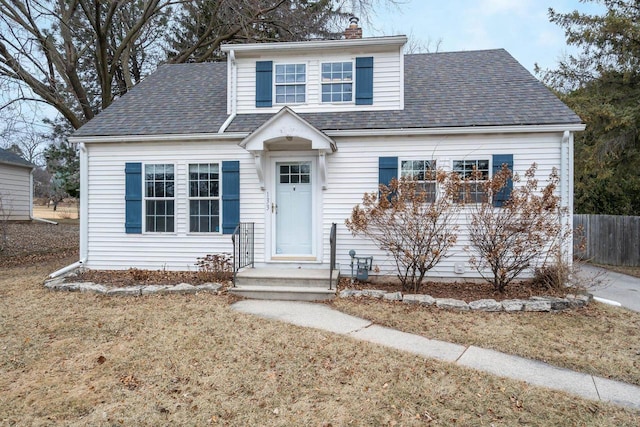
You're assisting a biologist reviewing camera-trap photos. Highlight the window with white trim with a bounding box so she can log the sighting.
[452,159,490,203]
[321,61,353,102]
[144,164,175,232]
[189,163,220,233]
[401,160,437,202]
[275,63,306,104]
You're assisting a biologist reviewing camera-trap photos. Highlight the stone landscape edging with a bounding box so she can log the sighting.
[44,275,223,296]
[339,288,592,312]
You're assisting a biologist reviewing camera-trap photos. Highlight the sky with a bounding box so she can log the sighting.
[368,0,604,75]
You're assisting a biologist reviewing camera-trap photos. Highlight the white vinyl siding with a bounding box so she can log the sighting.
[0,163,32,220]
[84,140,264,271]
[235,49,402,113]
[321,132,566,280]
[84,131,569,280]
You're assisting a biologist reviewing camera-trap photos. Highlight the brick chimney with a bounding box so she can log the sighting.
[344,16,363,39]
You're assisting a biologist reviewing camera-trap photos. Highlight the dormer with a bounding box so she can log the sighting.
[221,32,407,115]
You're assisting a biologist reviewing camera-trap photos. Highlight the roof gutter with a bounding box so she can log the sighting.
[69,132,248,144]
[69,124,586,144]
[323,123,586,137]
[219,49,237,133]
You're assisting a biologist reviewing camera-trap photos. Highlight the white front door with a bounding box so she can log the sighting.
[275,161,313,256]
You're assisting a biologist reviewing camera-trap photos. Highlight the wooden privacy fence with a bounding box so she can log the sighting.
[574,214,640,266]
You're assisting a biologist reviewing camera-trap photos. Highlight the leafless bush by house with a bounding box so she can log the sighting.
[346,173,462,292]
[195,253,233,282]
[466,163,568,292]
[0,194,10,252]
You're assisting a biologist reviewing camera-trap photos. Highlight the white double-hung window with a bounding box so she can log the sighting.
[189,163,220,233]
[400,159,437,202]
[275,63,306,104]
[144,164,175,232]
[321,61,353,103]
[452,159,490,203]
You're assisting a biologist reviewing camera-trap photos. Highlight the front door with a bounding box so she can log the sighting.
[275,161,313,256]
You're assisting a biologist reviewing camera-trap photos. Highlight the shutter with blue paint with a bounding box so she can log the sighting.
[222,161,240,234]
[379,157,398,201]
[125,162,142,234]
[492,154,513,207]
[355,57,373,105]
[255,61,273,108]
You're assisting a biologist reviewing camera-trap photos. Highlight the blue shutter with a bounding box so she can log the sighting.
[492,154,513,207]
[379,156,398,187]
[355,57,374,105]
[256,61,273,108]
[125,162,142,234]
[222,161,240,234]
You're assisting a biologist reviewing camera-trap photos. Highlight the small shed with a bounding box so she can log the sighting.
[0,148,35,221]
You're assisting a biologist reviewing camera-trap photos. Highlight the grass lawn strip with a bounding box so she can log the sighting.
[331,298,640,387]
[0,258,638,425]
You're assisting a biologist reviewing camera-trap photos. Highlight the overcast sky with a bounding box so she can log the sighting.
[368,0,604,75]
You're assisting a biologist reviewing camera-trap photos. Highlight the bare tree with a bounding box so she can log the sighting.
[1,0,403,131]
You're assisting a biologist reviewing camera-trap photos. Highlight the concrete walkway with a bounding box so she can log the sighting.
[577,263,640,312]
[232,299,640,411]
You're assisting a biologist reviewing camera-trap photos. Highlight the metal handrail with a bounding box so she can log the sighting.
[232,222,254,286]
[329,222,337,290]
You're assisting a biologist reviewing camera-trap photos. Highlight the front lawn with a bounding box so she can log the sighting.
[1,257,639,425]
[331,295,640,387]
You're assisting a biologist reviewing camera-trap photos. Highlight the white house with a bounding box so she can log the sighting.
[68,21,584,297]
[0,148,35,221]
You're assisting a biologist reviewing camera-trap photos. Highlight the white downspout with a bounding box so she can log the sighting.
[218,49,237,133]
[567,131,575,262]
[50,142,88,278]
[560,130,571,265]
[561,131,569,209]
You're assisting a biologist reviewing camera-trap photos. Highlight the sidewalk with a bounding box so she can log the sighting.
[232,299,640,411]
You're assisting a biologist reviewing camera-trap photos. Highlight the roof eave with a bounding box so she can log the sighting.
[69,132,249,144]
[221,36,407,55]
[323,123,586,137]
[0,159,35,169]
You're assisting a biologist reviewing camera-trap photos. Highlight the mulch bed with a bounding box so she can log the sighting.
[68,269,573,302]
[339,277,574,302]
[69,269,232,288]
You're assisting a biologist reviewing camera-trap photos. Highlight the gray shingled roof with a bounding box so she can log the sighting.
[74,48,581,138]
[0,147,34,168]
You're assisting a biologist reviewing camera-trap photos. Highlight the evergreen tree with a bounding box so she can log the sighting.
[540,0,640,215]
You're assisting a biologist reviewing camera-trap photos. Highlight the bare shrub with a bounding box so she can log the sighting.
[467,163,568,292]
[346,172,461,292]
[0,194,9,252]
[195,253,233,282]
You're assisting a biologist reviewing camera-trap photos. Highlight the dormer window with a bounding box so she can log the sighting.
[321,62,353,103]
[275,63,306,104]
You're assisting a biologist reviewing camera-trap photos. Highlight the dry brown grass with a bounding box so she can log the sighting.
[1,257,639,425]
[332,298,640,387]
[33,202,79,220]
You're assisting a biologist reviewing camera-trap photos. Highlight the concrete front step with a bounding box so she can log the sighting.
[230,267,339,301]
[230,285,336,301]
